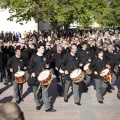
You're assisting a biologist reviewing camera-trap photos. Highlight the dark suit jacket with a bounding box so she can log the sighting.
[89,57,107,79]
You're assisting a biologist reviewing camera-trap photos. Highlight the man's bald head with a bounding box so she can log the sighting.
[0,102,24,120]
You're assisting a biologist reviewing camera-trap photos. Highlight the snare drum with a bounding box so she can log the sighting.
[14,71,25,84]
[83,63,92,75]
[70,69,84,83]
[100,69,112,82]
[38,70,52,85]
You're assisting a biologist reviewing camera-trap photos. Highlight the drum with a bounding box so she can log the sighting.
[14,71,25,84]
[38,70,52,85]
[83,63,92,75]
[100,69,112,82]
[70,69,84,83]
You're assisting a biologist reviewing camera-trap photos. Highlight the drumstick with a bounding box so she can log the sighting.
[109,74,112,84]
[36,82,42,94]
[46,81,51,91]
[46,77,53,91]
[77,68,79,73]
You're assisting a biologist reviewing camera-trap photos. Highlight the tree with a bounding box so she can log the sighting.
[1,0,118,29]
[110,0,120,27]
[0,0,76,30]
[94,0,120,28]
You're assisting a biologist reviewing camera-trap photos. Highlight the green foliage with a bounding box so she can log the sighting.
[94,0,120,28]
[0,0,120,29]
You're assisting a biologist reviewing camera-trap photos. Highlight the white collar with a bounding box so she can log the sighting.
[70,52,75,56]
[108,50,113,53]
[15,55,20,58]
[37,52,43,56]
[82,48,86,50]
[99,57,103,60]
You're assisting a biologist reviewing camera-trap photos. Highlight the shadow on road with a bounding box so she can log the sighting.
[22,86,33,99]
[0,96,13,103]
[0,83,12,94]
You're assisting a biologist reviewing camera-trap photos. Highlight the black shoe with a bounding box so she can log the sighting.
[16,101,20,104]
[0,90,1,94]
[107,89,112,93]
[20,99,24,102]
[59,93,64,97]
[3,83,8,85]
[83,89,88,93]
[75,102,81,105]
[20,98,24,102]
[45,108,56,112]
[36,106,41,110]
[111,86,115,90]
[98,101,104,104]
[64,99,68,102]
[117,94,120,100]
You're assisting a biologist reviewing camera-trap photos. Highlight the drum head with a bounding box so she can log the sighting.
[15,71,25,77]
[100,69,109,76]
[70,69,81,79]
[38,70,50,81]
[83,63,90,71]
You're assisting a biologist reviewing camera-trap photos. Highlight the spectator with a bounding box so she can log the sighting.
[15,32,19,41]
[0,102,24,120]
